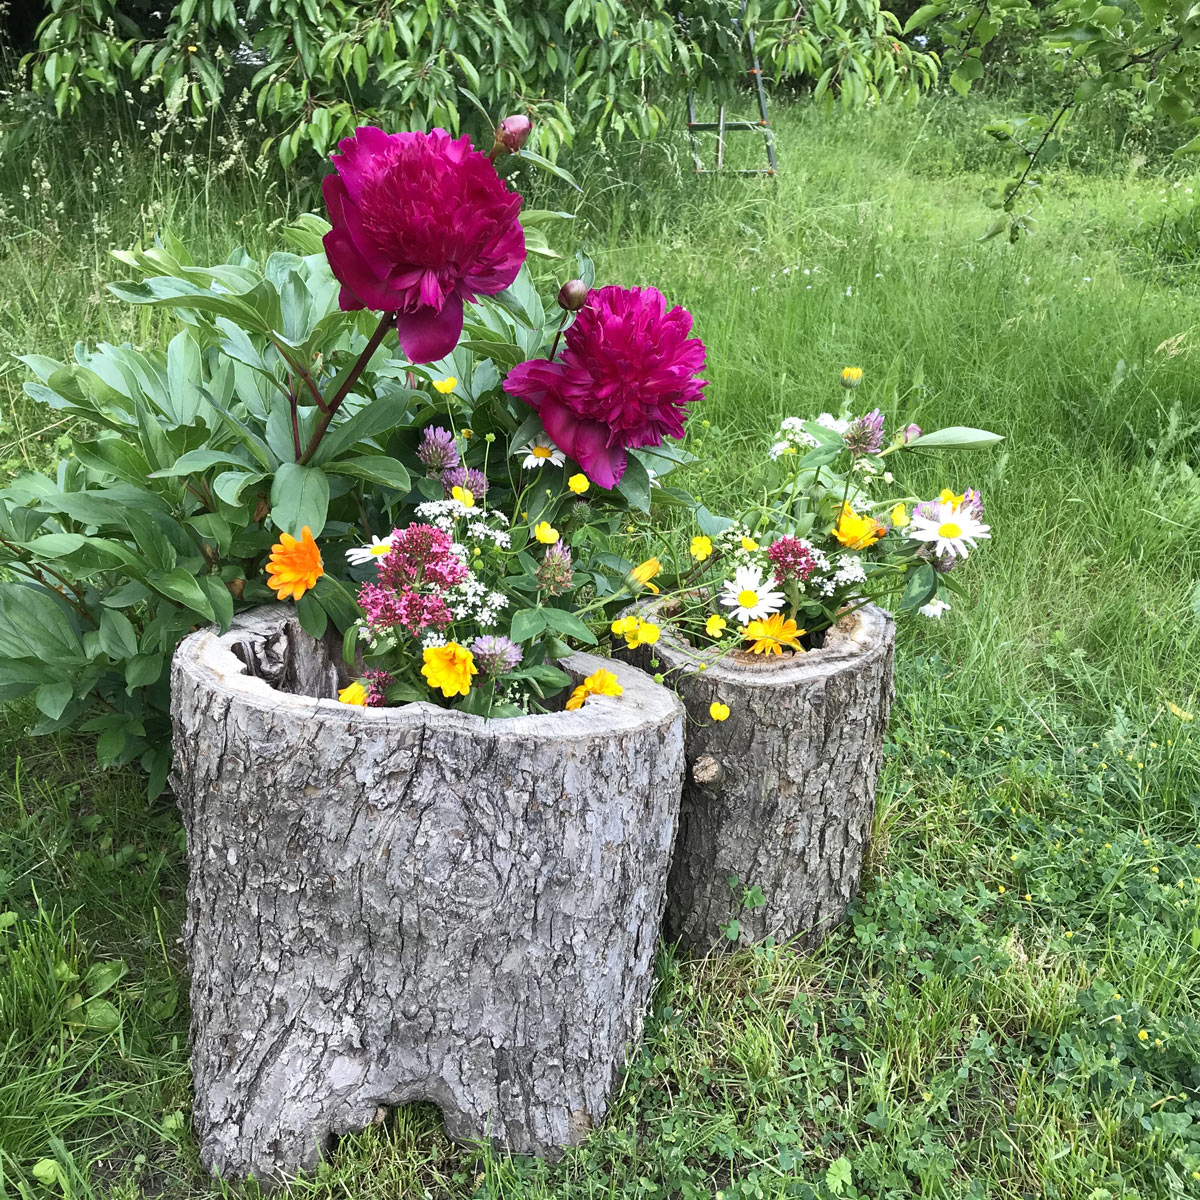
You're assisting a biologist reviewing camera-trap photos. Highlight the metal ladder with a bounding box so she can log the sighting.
[686,2,778,176]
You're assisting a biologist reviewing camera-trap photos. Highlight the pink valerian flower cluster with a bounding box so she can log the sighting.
[322,127,525,363]
[357,523,469,637]
[503,284,707,490]
[768,536,818,584]
[363,669,392,706]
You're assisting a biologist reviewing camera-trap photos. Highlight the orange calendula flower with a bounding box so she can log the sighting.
[744,613,805,656]
[266,526,324,601]
[565,667,624,710]
[833,504,885,550]
[421,642,477,698]
[629,557,662,594]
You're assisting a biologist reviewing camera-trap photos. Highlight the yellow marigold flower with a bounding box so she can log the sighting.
[451,485,475,509]
[533,521,559,545]
[890,502,910,529]
[1137,1029,1149,1041]
[421,642,477,698]
[630,557,662,594]
[266,525,324,601]
[691,535,714,561]
[938,488,966,508]
[833,504,885,550]
[565,667,624,710]
[744,613,804,656]
[841,366,863,388]
[1167,701,1194,721]
[432,376,457,394]
[741,537,759,552]
[568,473,590,495]
[709,701,731,722]
[706,614,728,638]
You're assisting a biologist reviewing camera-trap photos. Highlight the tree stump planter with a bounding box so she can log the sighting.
[622,602,894,953]
[170,607,685,1183]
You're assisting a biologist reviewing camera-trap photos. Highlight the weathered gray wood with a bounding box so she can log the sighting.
[170,608,685,1183]
[623,604,894,953]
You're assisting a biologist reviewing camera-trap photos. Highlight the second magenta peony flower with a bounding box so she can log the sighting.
[322,126,526,364]
[503,285,707,489]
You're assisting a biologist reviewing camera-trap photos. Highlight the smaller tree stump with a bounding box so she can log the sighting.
[623,604,894,952]
[170,608,685,1182]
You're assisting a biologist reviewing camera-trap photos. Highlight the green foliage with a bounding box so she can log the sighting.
[21,0,938,167]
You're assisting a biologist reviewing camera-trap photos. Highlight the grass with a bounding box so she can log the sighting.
[2,90,1200,1199]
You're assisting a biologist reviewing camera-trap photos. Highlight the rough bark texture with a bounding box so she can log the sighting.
[170,608,685,1183]
[624,604,894,953]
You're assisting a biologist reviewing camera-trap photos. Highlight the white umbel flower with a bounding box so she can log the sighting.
[908,501,991,560]
[919,598,952,619]
[345,534,394,566]
[518,435,565,470]
[719,565,785,625]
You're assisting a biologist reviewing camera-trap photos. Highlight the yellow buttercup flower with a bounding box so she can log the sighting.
[706,614,728,638]
[568,473,590,495]
[451,485,476,509]
[890,503,910,529]
[744,613,804,656]
[612,617,659,649]
[691,535,714,561]
[1167,701,1194,722]
[709,701,731,722]
[938,488,966,508]
[266,525,324,601]
[740,537,759,552]
[1137,1029,1149,1041]
[611,615,639,638]
[630,557,662,594]
[565,667,624,710]
[533,521,559,545]
[841,366,863,388]
[338,681,367,706]
[432,377,457,394]
[421,642,477,698]
[833,504,885,550]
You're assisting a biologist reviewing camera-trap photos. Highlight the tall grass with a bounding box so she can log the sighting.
[2,92,1200,1198]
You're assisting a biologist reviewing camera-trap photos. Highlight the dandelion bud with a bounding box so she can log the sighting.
[841,366,864,389]
[493,114,532,156]
[557,278,589,312]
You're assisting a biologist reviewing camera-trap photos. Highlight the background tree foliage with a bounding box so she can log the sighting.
[19,0,938,165]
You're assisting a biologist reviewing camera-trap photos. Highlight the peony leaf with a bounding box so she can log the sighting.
[906,426,1004,450]
[270,463,330,539]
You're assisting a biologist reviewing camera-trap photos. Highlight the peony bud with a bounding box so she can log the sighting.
[557,278,589,312]
[493,114,532,155]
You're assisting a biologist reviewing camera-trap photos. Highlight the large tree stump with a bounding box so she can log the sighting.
[624,604,894,952]
[170,608,685,1182]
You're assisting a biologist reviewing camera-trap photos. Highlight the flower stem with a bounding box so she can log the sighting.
[547,310,568,361]
[297,311,396,465]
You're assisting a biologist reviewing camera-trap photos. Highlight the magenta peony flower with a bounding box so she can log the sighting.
[503,285,707,489]
[322,126,526,364]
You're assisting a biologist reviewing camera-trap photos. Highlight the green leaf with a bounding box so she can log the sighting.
[296,592,328,639]
[148,449,252,478]
[510,607,548,642]
[197,575,235,632]
[903,3,942,31]
[616,454,653,513]
[99,608,139,659]
[325,455,411,491]
[35,681,75,721]
[541,607,598,645]
[125,653,165,690]
[898,562,938,611]
[270,463,330,538]
[147,568,216,620]
[511,148,581,191]
[907,426,1005,450]
[312,391,417,465]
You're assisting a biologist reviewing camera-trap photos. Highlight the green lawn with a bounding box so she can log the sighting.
[2,94,1200,1199]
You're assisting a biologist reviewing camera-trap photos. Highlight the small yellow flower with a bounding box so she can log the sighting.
[432,377,457,394]
[451,485,476,509]
[938,488,966,508]
[740,536,759,552]
[691,535,714,561]
[890,503,910,529]
[461,427,473,439]
[709,701,731,722]
[636,620,661,647]
[565,667,624,710]
[1064,931,1073,939]
[706,614,728,639]
[833,504,885,550]
[997,885,1006,894]
[1137,1029,1149,1041]
[1024,893,1031,902]
[629,557,662,594]
[611,615,639,638]
[1113,992,1121,1000]
[612,617,660,650]
[338,681,367,706]
[421,642,477,698]
[1167,701,1194,721]
[568,473,590,495]
[533,521,559,545]
[187,44,198,51]
[841,366,863,388]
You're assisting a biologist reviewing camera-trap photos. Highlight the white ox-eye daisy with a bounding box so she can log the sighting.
[345,534,394,566]
[518,435,565,470]
[719,565,785,625]
[907,501,991,560]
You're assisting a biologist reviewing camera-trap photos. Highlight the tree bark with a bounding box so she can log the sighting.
[170,608,685,1183]
[624,604,894,953]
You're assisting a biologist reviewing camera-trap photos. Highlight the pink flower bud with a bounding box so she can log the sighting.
[557,279,589,312]
[494,114,532,154]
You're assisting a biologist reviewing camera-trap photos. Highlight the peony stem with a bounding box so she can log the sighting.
[547,310,568,361]
[297,312,396,465]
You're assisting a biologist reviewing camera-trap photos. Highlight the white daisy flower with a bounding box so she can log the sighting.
[719,565,785,625]
[345,534,394,566]
[518,435,565,470]
[908,501,991,560]
[919,598,952,619]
